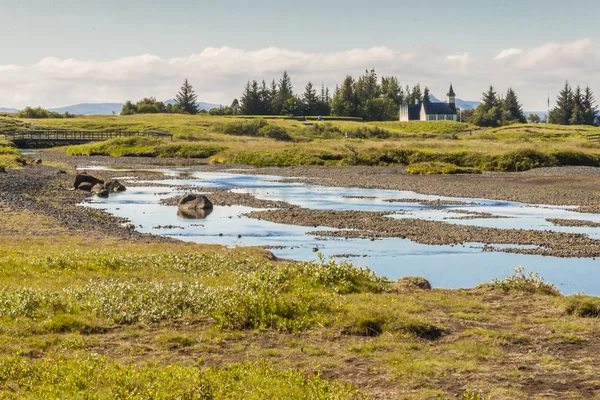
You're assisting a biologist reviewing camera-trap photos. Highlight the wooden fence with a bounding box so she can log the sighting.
[0,130,173,145]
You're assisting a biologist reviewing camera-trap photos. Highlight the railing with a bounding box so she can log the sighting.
[0,130,173,144]
[587,133,600,142]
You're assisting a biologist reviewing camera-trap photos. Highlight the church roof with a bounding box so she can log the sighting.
[447,84,456,97]
[407,104,421,120]
[423,102,457,115]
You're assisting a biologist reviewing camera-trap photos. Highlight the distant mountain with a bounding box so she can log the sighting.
[49,103,123,115]
[430,94,480,110]
[44,100,221,115]
[164,99,221,111]
[0,107,18,113]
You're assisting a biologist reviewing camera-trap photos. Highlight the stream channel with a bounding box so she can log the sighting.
[80,167,600,295]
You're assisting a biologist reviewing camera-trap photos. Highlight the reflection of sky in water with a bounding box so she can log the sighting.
[80,167,600,295]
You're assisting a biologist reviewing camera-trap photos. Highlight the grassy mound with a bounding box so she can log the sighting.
[67,137,226,158]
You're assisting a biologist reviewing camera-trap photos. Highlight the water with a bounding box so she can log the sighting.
[80,167,600,295]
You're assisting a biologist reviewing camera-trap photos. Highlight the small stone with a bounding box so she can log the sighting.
[0,166,6,174]
[312,247,319,252]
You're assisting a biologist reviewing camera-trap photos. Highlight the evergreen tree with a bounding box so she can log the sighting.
[583,86,598,125]
[410,84,423,104]
[381,76,403,106]
[503,88,526,123]
[273,71,294,115]
[422,87,431,103]
[240,80,261,115]
[331,75,356,117]
[470,85,503,127]
[302,82,320,116]
[269,80,278,115]
[230,99,240,115]
[175,79,199,114]
[549,81,574,125]
[258,80,271,115]
[482,86,499,110]
[569,86,585,125]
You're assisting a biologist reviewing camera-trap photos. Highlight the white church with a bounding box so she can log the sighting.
[399,84,458,122]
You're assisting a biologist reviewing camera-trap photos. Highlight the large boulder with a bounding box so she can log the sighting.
[393,276,432,291]
[77,182,94,192]
[103,179,126,193]
[178,194,213,211]
[74,172,104,190]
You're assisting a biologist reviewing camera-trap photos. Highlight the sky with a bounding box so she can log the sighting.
[0,0,598,110]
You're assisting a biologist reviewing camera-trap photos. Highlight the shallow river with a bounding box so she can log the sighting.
[81,167,600,295]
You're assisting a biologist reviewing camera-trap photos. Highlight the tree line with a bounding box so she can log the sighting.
[548,82,598,125]
[222,69,430,121]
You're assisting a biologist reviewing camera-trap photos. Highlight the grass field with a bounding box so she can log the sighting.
[2,114,600,172]
[1,194,600,398]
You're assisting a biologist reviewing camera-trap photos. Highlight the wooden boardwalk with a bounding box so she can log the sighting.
[0,130,173,146]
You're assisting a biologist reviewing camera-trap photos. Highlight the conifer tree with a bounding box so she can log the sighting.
[482,86,499,110]
[302,82,319,116]
[422,87,431,103]
[259,80,271,115]
[175,79,199,114]
[331,75,356,117]
[503,88,526,123]
[273,71,294,115]
[570,86,585,125]
[549,81,573,125]
[583,86,598,125]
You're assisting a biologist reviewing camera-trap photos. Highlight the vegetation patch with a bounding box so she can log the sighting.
[405,162,480,175]
[565,296,600,318]
[67,137,225,158]
[0,357,362,399]
[492,267,560,296]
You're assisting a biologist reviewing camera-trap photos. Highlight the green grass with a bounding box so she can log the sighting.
[1,204,600,398]
[67,137,226,158]
[8,114,600,172]
[0,356,362,399]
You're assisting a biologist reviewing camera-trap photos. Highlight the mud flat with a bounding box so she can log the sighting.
[246,208,600,258]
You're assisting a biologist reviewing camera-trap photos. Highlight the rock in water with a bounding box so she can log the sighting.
[178,194,213,211]
[103,179,126,193]
[77,182,94,192]
[74,172,104,189]
[177,208,213,219]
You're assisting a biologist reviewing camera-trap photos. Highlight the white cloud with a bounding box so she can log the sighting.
[0,39,599,111]
[495,48,524,60]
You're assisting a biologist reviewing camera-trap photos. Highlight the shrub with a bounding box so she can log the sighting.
[258,125,293,141]
[16,106,74,119]
[213,119,269,136]
[405,162,480,175]
[565,296,600,318]
[492,267,560,296]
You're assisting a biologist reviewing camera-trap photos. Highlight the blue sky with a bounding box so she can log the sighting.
[0,0,590,63]
[0,0,598,109]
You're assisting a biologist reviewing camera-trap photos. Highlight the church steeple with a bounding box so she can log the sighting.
[447,83,456,104]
